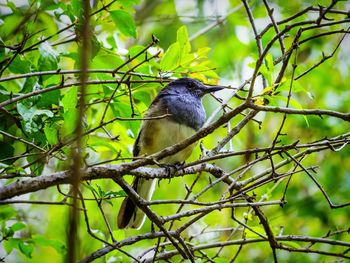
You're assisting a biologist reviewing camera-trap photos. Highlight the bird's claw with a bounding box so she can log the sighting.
[160,163,184,180]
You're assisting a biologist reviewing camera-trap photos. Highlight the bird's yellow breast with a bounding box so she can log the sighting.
[138,118,196,164]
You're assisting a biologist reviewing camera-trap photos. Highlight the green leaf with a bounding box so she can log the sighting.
[106,35,117,48]
[44,123,58,145]
[248,61,256,69]
[110,10,137,38]
[260,53,275,86]
[2,222,26,238]
[63,109,78,135]
[112,230,125,241]
[259,64,272,86]
[3,227,14,238]
[128,45,144,56]
[8,55,31,74]
[37,88,60,108]
[91,52,125,72]
[96,184,104,197]
[37,42,59,76]
[22,76,39,93]
[88,136,119,153]
[10,222,26,232]
[0,39,5,61]
[160,42,180,71]
[7,1,17,12]
[245,226,265,238]
[32,235,67,254]
[102,85,114,97]
[212,258,229,263]
[18,240,34,258]
[0,206,16,220]
[91,34,101,60]
[176,26,191,62]
[62,87,78,112]
[196,47,211,58]
[110,100,132,118]
[0,15,21,37]
[179,53,196,67]
[84,183,99,196]
[3,238,20,254]
[2,164,26,174]
[133,90,152,106]
[0,142,14,161]
[17,102,54,133]
[71,0,83,17]
[265,53,274,72]
[0,85,10,102]
[118,0,141,7]
[27,153,45,175]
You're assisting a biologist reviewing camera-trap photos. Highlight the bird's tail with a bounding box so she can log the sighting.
[117,177,156,229]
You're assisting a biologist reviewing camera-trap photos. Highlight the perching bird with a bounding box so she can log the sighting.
[117,77,223,229]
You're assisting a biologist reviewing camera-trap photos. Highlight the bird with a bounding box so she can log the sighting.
[117,77,223,229]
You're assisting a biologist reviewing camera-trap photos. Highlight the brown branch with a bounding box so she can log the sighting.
[0,69,165,83]
[208,110,258,156]
[0,130,45,152]
[100,46,161,123]
[263,0,285,54]
[148,235,350,262]
[295,27,350,80]
[2,132,349,200]
[80,232,350,263]
[242,0,267,89]
[0,163,226,200]
[112,176,192,261]
[162,200,285,222]
[247,102,350,122]
[266,36,300,174]
[0,79,167,109]
[67,1,90,262]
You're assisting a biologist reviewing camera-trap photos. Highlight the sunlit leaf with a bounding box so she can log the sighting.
[62,87,77,112]
[0,39,5,61]
[44,123,58,145]
[110,10,137,38]
[245,226,265,238]
[37,88,60,107]
[22,76,39,93]
[38,42,59,76]
[33,235,67,254]
[8,55,31,74]
[10,222,26,232]
[18,241,34,258]
[0,206,16,220]
[17,102,54,133]
[265,53,274,72]
[196,47,211,58]
[160,42,180,71]
[3,238,20,254]
[259,64,272,86]
[176,25,191,63]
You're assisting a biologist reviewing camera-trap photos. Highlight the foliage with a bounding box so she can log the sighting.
[0,0,350,262]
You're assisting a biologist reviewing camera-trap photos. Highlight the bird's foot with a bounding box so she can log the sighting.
[159,163,184,179]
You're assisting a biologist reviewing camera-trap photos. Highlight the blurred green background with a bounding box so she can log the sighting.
[0,0,350,262]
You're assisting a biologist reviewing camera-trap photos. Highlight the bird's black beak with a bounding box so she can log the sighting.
[205,85,224,93]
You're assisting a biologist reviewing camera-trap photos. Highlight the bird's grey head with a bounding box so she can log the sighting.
[168,78,223,98]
